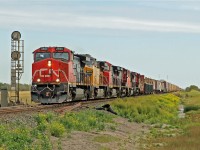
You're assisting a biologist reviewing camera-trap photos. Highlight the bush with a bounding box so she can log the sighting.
[34,113,48,124]
[185,85,200,92]
[37,121,48,132]
[50,122,65,137]
[184,106,200,113]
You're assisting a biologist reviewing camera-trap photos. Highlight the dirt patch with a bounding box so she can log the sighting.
[58,117,149,150]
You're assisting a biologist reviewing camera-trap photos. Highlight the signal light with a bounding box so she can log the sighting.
[48,60,52,67]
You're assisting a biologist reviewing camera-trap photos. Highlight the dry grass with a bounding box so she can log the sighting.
[1,91,34,105]
[19,91,38,105]
[7,91,36,105]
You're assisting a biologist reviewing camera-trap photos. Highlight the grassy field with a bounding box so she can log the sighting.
[110,94,180,124]
[1,92,192,150]
[145,90,200,150]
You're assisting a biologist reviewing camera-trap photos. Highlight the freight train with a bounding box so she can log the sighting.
[31,47,181,104]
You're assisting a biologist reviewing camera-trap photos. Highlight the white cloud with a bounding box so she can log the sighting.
[0,9,200,33]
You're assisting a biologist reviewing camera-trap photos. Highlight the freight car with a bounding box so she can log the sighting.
[144,77,153,94]
[31,46,181,104]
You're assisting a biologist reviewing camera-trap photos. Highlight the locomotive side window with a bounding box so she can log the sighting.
[35,52,51,62]
[53,52,69,61]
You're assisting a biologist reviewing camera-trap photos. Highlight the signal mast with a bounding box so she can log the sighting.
[10,31,24,104]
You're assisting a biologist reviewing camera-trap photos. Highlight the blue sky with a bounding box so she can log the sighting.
[0,0,200,88]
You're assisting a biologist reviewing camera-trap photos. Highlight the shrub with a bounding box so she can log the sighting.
[34,113,48,124]
[37,121,48,132]
[184,106,200,113]
[50,122,65,137]
[0,125,33,150]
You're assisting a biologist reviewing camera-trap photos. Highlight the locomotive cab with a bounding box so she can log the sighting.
[31,47,76,104]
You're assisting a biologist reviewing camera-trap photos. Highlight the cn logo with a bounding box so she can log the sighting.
[39,68,59,78]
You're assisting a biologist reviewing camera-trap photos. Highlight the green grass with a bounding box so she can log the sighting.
[50,122,65,137]
[0,122,52,150]
[183,90,200,107]
[111,94,180,124]
[33,110,115,135]
[181,90,200,113]
[145,91,200,150]
[59,110,115,132]
[93,135,119,143]
[0,110,115,150]
[99,146,112,150]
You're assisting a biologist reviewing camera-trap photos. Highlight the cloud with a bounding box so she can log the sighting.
[0,9,200,33]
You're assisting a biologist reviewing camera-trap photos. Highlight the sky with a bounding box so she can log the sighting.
[0,0,200,89]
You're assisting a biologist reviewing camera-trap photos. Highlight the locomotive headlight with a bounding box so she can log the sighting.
[37,78,41,82]
[48,60,52,67]
[56,78,60,83]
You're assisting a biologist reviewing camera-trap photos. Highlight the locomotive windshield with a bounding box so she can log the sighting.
[53,52,69,61]
[35,52,51,62]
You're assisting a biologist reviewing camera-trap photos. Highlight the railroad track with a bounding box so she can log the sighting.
[0,97,116,115]
[0,103,78,115]
[0,93,167,115]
